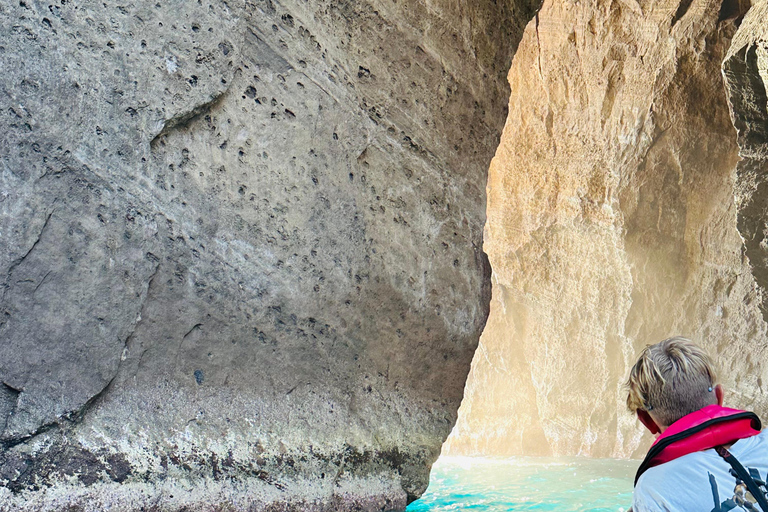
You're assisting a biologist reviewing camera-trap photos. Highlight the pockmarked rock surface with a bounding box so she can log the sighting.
[0,0,539,509]
[445,0,768,458]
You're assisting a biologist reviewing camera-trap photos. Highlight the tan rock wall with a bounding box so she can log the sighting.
[446,0,768,458]
[725,0,768,322]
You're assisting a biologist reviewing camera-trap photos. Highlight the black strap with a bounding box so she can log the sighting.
[716,445,768,512]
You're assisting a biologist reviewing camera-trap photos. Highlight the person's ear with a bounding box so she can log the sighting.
[637,409,661,435]
[715,384,724,406]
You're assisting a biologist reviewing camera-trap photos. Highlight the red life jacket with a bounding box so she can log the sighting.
[635,404,762,485]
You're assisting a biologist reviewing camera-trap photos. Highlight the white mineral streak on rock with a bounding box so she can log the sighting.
[165,56,178,74]
[446,0,768,459]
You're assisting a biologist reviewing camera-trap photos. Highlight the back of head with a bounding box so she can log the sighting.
[626,336,718,427]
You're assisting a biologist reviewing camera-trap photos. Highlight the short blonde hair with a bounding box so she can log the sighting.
[626,337,718,426]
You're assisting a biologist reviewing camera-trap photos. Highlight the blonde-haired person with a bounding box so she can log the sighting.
[628,337,768,511]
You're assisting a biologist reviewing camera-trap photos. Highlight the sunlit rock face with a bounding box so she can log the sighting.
[445,0,768,459]
[0,0,538,510]
[725,0,768,322]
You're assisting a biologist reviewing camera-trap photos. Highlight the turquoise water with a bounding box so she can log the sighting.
[407,456,635,512]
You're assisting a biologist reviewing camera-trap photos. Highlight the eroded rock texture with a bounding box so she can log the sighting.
[725,0,768,321]
[0,0,539,509]
[445,0,768,458]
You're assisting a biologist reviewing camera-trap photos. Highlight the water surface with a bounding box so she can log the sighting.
[407,456,635,511]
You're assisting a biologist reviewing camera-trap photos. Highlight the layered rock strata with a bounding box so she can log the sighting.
[446,0,768,458]
[0,0,539,509]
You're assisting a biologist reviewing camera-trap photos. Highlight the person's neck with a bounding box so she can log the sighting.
[653,401,726,436]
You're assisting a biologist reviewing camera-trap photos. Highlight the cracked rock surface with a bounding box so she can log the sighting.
[0,0,539,509]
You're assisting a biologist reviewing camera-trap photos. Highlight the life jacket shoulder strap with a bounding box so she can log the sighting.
[715,445,768,512]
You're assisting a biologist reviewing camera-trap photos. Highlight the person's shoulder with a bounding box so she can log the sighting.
[634,460,679,501]
[634,453,716,512]
[731,427,768,455]
[635,462,672,491]
[735,427,768,447]
[633,470,671,512]
[635,450,715,490]
[753,428,768,445]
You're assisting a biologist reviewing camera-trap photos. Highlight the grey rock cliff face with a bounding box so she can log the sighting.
[0,0,538,510]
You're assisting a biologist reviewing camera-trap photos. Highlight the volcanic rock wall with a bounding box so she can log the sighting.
[445,0,768,458]
[0,0,539,510]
